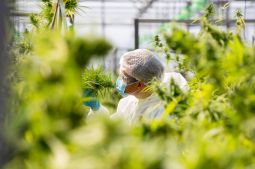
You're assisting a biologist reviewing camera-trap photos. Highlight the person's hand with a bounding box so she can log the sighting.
[83,89,100,111]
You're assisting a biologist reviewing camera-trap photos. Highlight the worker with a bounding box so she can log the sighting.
[84,49,188,123]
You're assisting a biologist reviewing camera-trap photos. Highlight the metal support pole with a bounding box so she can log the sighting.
[134,18,139,49]
[101,0,106,69]
[101,0,105,36]
[186,1,191,31]
[226,2,230,29]
[0,0,12,168]
[113,48,118,75]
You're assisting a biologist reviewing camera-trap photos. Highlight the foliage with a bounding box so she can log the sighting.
[30,0,79,29]
[5,3,255,169]
[150,4,255,168]
[5,30,112,169]
[66,35,112,67]
[64,0,78,19]
[82,67,114,96]
[30,1,54,28]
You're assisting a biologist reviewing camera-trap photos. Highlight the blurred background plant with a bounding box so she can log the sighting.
[3,2,255,169]
[30,0,81,29]
[5,29,113,169]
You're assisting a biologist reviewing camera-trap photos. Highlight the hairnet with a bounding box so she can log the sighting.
[119,49,164,83]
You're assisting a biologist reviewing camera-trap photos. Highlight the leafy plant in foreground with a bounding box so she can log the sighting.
[5,30,112,169]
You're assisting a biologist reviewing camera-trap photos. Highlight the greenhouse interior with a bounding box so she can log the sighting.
[1,0,255,168]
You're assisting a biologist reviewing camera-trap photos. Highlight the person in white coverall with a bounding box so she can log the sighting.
[85,49,188,123]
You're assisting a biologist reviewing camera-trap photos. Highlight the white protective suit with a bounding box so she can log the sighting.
[89,72,188,123]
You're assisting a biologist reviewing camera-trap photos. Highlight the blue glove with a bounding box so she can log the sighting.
[83,89,100,111]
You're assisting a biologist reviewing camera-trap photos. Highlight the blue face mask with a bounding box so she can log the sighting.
[116,78,128,97]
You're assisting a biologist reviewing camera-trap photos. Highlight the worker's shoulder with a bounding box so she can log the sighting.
[118,95,137,105]
[115,95,137,114]
[163,72,184,83]
[162,72,189,92]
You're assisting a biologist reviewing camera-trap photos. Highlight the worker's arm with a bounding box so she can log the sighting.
[83,89,109,117]
[110,96,130,120]
[87,104,109,116]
